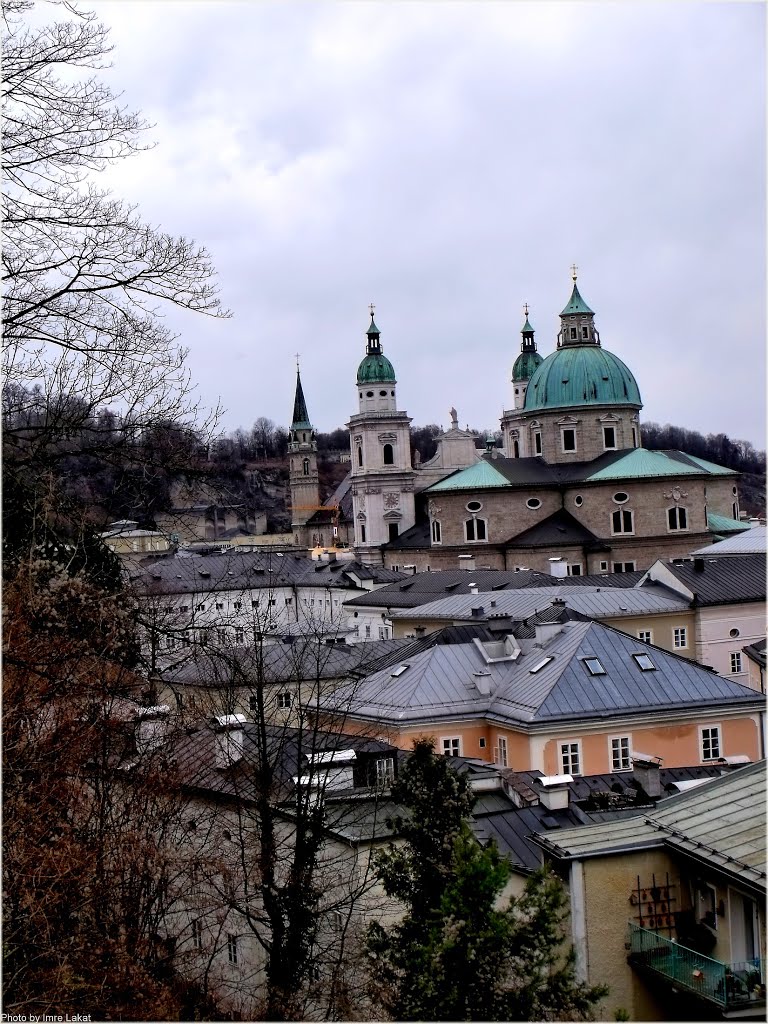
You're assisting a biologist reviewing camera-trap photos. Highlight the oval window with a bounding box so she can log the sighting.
[729,628,740,638]
[466,500,483,513]
[613,492,629,504]
[526,498,541,510]
[733,486,738,496]
[391,390,395,396]
[366,391,374,398]
[574,495,584,507]
[379,390,387,396]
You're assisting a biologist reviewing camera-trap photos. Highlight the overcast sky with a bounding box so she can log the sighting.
[90,0,765,446]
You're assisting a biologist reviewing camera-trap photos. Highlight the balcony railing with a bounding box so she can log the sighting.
[628,923,765,1011]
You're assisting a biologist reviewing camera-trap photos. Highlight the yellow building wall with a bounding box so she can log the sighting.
[607,610,696,658]
[581,849,678,1021]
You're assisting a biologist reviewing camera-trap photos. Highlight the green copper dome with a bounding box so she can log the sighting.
[357,352,396,383]
[512,349,543,382]
[356,310,396,383]
[524,345,641,412]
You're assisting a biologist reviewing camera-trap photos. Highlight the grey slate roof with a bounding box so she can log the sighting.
[326,619,763,728]
[386,583,689,623]
[531,761,766,891]
[343,567,643,610]
[657,554,766,606]
[131,550,404,596]
[502,509,603,549]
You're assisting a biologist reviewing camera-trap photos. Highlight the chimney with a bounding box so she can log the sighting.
[472,670,492,696]
[535,774,572,811]
[469,582,479,595]
[632,753,663,798]
[135,705,171,753]
[749,517,760,528]
[458,554,476,571]
[534,622,563,646]
[693,557,705,573]
[548,557,568,579]
[212,713,247,768]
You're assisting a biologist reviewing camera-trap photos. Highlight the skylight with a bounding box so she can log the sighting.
[633,653,656,671]
[391,664,410,677]
[583,657,606,676]
[529,656,554,674]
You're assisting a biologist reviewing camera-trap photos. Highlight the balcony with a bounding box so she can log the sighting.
[628,924,765,1016]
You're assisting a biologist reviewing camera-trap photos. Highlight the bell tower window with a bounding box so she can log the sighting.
[603,426,617,450]
[513,440,520,458]
[581,325,589,339]
[534,430,542,456]
[383,443,394,465]
[431,520,442,544]
[388,523,399,542]
[357,446,363,467]
[302,458,310,476]
[570,327,577,340]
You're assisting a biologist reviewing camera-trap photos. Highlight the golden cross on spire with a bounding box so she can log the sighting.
[523,302,529,316]
[570,263,578,281]
[369,302,375,317]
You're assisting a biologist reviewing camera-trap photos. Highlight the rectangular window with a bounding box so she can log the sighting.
[479,737,486,749]
[561,428,576,452]
[560,741,581,776]
[269,598,276,606]
[192,919,203,950]
[284,597,292,605]
[730,652,743,673]
[388,523,399,542]
[378,626,389,639]
[227,933,238,965]
[534,431,542,456]
[583,656,606,675]
[673,627,688,649]
[364,624,371,638]
[637,629,653,644]
[567,563,582,576]
[603,426,617,450]
[441,737,461,757]
[251,599,259,608]
[667,506,688,531]
[581,325,589,339]
[277,692,292,709]
[613,561,636,573]
[215,602,224,610]
[701,726,721,761]
[611,508,634,534]
[610,736,631,771]
[599,560,609,572]
[496,735,508,767]
[375,757,395,785]
[233,601,242,610]
[360,524,366,542]
[233,627,245,645]
[569,327,577,340]
[633,653,656,671]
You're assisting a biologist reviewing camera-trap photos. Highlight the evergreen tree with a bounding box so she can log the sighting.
[366,739,607,1021]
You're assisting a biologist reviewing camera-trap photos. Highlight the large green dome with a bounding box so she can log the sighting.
[524,345,641,412]
[512,349,543,382]
[357,352,396,384]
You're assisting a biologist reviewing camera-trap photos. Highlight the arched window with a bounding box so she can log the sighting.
[667,506,688,531]
[383,443,394,465]
[611,509,634,535]
[465,518,487,542]
[513,440,520,458]
[357,446,363,467]
[431,520,442,544]
[302,458,310,476]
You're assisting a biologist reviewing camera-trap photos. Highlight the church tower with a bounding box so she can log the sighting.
[501,306,543,458]
[288,363,320,537]
[347,308,416,564]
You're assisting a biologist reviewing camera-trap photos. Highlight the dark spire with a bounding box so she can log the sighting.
[291,366,312,430]
[366,303,382,355]
[521,302,537,352]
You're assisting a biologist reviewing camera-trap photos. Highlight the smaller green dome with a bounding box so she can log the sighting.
[357,353,396,384]
[512,349,543,382]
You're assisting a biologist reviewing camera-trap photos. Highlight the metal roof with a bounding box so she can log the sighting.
[327,619,762,727]
[692,525,766,555]
[658,554,765,606]
[531,761,766,891]
[387,584,689,623]
[584,448,733,482]
[560,281,594,316]
[524,345,641,413]
[427,459,513,492]
[707,511,751,535]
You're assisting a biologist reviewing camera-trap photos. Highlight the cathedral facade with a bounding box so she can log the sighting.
[290,275,743,572]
